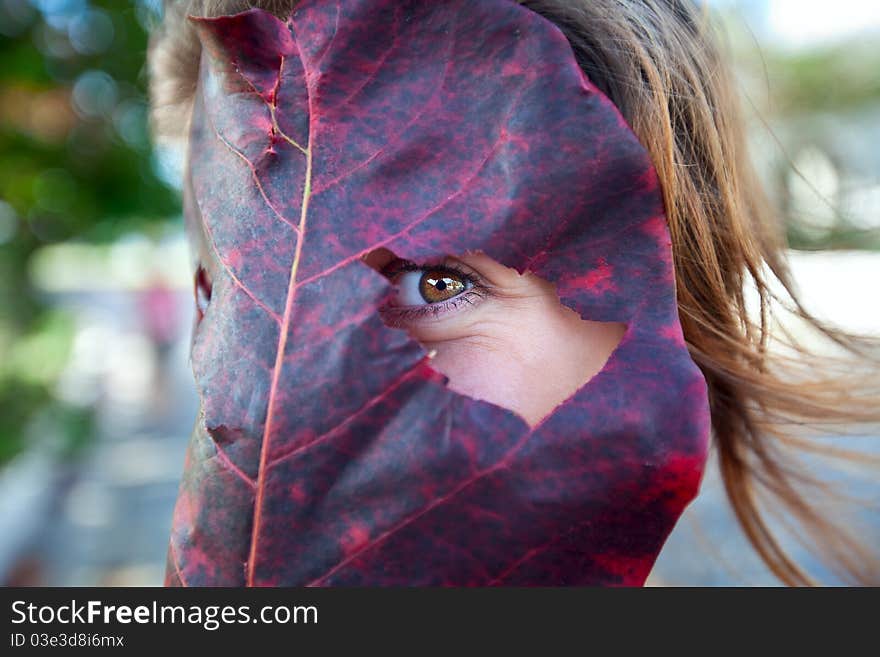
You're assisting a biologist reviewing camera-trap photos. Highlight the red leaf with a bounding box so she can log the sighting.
[167,0,710,586]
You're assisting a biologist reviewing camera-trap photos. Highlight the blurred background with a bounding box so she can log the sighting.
[0,0,877,586]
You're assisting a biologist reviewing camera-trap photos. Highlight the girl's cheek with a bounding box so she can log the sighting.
[419,304,626,428]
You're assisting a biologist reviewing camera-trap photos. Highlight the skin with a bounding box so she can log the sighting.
[363,248,626,427]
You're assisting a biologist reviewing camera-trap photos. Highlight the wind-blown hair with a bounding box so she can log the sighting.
[149,0,880,585]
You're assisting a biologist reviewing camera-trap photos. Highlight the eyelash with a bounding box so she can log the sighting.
[380,260,492,325]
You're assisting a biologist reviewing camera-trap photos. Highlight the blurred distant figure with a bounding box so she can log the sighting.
[137,274,180,419]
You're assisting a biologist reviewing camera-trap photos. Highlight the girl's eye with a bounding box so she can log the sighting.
[394,268,472,306]
[378,257,490,323]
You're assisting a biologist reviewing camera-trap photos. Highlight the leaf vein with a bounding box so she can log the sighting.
[197,200,282,324]
[485,521,592,585]
[296,99,519,290]
[327,5,402,115]
[205,430,257,489]
[311,10,458,197]
[168,539,189,587]
[313,1,341,72]
[266,361,428,469]
[208,107,301,232]
[307,422,536,585]
[246,26,313,587]
[270,55,308,153]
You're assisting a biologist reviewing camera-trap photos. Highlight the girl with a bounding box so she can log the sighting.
[149,0,880,585]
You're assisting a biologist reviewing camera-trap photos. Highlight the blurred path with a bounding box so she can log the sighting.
[37,288,196,586]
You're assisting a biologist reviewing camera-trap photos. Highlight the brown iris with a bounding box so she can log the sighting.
[419,269,466,303]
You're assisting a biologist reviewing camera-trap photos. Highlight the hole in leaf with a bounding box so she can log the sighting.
[363,247,626,427]
[194,264,213,323]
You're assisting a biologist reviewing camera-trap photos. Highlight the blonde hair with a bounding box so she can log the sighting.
[149,0,880,585]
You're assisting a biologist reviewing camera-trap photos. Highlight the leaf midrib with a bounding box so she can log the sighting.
[245,47,313,587]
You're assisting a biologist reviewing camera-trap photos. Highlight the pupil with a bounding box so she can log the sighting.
[419,270,465,303]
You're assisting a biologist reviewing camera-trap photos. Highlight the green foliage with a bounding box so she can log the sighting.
[763,41,880,115]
